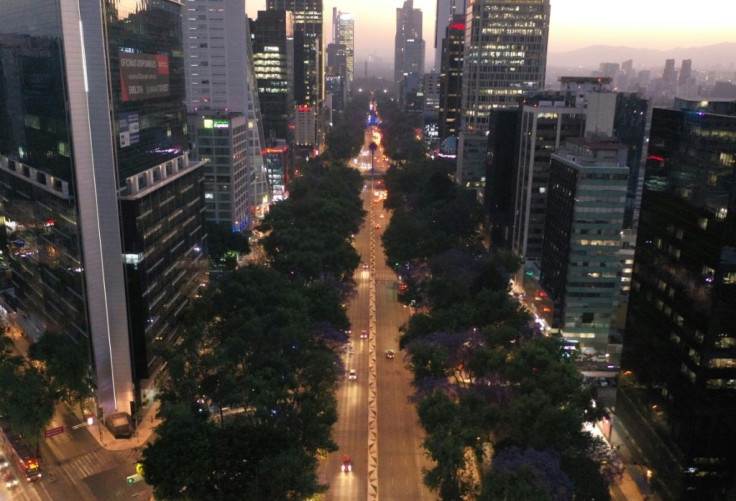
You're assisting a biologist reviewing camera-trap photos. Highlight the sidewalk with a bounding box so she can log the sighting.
[3,305,162,453]
[79,400,161,453]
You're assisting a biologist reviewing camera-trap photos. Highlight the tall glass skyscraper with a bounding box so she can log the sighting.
[457,0,550,185]
[617,104,736,499]
[267,0,323,149]
[183,0,271,229]
[0,0,205,417]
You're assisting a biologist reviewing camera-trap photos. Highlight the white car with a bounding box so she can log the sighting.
[0,456,7,470]
[348,369,357,380]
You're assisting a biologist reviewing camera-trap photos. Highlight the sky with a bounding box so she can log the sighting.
[245,0,736,69]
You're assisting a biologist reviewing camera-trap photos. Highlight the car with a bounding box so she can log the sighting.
[374,224,381,230]
[4,473,18,489]
[348,369,357,380]
[360,329,368,339]
[362,263,369,269]
[341,455,353,472]
[385,349,395,359]
[0,456,7,470]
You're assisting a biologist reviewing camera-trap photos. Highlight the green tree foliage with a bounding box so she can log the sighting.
[382,149,611,498]
[374,97,426,163]
[324,92,371,163]
[146,265,343,499]
[28,332,93,410]
[381,162,484,270]
[0,341,55,455]
[205,221,250,269]
[260,162,364,284]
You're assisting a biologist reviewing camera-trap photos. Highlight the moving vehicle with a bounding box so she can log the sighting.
[0,456,7,469]
[0,423,41,482]
[348,369,357,380]
[360,330,368,339]
[341,455,353,472]
[385,349,395,359]
[3,472,18,489]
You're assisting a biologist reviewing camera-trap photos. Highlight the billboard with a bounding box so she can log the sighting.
[118,112,140,148]
[119,52,170,102]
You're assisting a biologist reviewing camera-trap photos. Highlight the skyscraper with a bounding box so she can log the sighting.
[183,0,270,229]
[333,9,354,91]
[678,58,693,87]
[662,58,677,85]
[0,0,205,415]
[438,15,465,141]
[252,10,295,144]
[457,0,550,185]
[616,104,736,499]
[434,0,466,73]
[540,138,629,350]
[268,0,324,149]
[394,0,425,85]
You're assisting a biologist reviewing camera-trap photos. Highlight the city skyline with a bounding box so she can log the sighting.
[246,0,736,70]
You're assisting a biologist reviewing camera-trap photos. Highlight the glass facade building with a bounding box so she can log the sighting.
[0,0,205,415]
[617,107,736,499]
[252,10,295,143]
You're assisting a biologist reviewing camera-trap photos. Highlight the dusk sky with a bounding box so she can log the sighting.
[246,0,736,68]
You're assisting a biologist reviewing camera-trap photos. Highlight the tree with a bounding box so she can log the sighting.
[0,359,55,456]
[29,332,94,411]
[205,221,250,268]
[480,447,575,501]
[147,265,343,499]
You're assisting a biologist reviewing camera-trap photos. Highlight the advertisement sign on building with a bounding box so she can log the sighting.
[118,112,140,148]
[119,52,170,102]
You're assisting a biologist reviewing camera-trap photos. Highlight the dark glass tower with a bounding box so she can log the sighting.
[438,15,464,141]
[252,10,295,143]
[0,0,205,416]
[617,106,736,499]
[266,0,322,109]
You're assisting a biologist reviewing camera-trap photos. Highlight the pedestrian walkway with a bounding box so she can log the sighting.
[589,415,661,501]
[3,304,161,454]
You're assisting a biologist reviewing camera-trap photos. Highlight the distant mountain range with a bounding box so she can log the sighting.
[547,43,736,71]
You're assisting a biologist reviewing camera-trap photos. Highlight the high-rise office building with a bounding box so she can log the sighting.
[252,10,295,143]
[434,0,466,73]
[267,0,324,149]
[438,14,465,141]
[612,93,648,229]
[678,58,693,87]
[333,9,354,91]
[457,0,550,185]
[183,0,270,229]
[662,58,677,85]
[394,0,425,86]
[616,105,736,500]
[423,72,441,120]
[539,138,629,350]
[325,38,348,117]
[510,91,589,264]
[0,0,206,414]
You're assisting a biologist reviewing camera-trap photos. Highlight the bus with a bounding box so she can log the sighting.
[0,424,41,482]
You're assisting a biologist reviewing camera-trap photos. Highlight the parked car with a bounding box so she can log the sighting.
[0,456,8,470]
